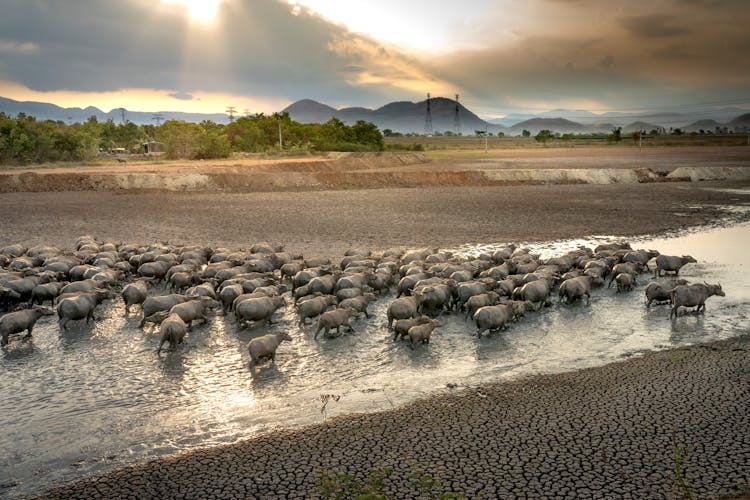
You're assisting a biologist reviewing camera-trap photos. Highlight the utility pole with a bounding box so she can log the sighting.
[424,93,433,136]
[484,125,488,153]
[278,121,283,150]
[454,94,461,136]
[119,107,126,124]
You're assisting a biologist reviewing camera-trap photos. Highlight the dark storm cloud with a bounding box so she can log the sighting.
[420,0,750,112]
[0,1,185,91]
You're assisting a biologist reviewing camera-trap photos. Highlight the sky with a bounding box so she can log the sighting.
[0,0,748,118]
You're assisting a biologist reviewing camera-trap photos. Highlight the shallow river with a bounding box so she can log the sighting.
[1,219,749,498]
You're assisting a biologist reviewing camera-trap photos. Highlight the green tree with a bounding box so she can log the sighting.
[196,129,231,159]
[522,129,531,137]
[157,120,203,159]
[351,120,384,150]
[608,126,622,142]
[535,129,554,144]
[225,116,269,152]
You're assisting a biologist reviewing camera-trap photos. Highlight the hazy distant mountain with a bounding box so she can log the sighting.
[622,121,662,133]
[488,113,536,127]
[0,96,228,125]
[727,113,750,130]
[283,97,506,134]
[683,119,722,132]
[492,107,750,130]
[509,118,588,134]
[282,99,337,124]
[1,95,748,135]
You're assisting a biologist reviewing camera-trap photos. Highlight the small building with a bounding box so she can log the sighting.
[142,141,165,155]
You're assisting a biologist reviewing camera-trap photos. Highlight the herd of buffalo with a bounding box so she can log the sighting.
[0,235,726,369]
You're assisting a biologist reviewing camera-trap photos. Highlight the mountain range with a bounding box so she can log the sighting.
[282,99,750,135]
[0,96,228,127]
[2,95,748,136]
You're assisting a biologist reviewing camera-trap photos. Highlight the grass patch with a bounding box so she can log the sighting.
[672,430,695,499]
[316,463,466,499]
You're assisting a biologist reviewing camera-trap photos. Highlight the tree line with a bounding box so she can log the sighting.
[0,112,385,165]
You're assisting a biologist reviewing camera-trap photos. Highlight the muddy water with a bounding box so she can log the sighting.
[1,221,749,498]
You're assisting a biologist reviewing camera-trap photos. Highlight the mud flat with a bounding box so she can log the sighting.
[40,335,750,499]
[3,148,750,258]
[2,181,750,260]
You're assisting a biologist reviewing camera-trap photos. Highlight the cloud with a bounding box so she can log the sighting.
[0,0,435,108]
[0,39,38,53]
[0,0,748,115]
[327,34,453,96]
[168,91,195,101]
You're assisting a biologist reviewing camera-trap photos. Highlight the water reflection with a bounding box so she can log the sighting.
[1,339,35,361]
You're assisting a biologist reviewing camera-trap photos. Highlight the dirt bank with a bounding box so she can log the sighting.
[2,147,750,193]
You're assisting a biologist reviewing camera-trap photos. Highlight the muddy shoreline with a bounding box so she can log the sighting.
[2,181,750,260]
[40,335,750,499]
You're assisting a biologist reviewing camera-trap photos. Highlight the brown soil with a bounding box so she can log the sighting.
[2,147,750,194]
[1,148,749,259]
[1,181,749,260]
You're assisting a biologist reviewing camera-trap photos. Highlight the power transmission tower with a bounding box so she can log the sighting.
[152,113,163,126]
[424,93,433,136]
[454,94,461,136]
[119,107,126,124]
[226,106,236,122]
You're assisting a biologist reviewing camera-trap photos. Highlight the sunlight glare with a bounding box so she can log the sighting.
[163,0,223,23]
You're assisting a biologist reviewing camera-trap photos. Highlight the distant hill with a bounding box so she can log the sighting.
[622,121,663,133]
[283,97,506,135]
[727,113,750,131]
[1,95,749,135]
[509,118,588,134]
[282,99,338,124]
[0,96,228,125]
[683,119,722,132]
